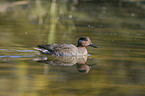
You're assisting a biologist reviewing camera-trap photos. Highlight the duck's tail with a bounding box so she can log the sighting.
[34,47,50,54]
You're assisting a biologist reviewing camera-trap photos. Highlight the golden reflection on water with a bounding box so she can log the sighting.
[0,0,145,96]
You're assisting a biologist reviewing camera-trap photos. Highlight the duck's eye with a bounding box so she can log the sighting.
[79,37,88,41]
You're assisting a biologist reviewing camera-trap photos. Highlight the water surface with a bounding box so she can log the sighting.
[0,0,145,96]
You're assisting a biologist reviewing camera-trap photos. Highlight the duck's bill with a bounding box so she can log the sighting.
[89,43,98,48]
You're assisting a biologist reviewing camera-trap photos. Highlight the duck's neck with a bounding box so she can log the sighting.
[77,46,85,48]
[77,44,85,47]
[77,42,84,47]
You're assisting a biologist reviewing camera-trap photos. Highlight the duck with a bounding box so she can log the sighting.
[35,36,98,56]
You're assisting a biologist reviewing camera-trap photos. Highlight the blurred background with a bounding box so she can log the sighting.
[0,0,145,96]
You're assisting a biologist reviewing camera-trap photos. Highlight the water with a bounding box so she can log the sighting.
[0,0,145,96]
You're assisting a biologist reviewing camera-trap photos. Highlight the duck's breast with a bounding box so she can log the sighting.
[77,47,87,56]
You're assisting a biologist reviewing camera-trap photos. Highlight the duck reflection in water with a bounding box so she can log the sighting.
[34,55,96,74]
[77,64,94,74]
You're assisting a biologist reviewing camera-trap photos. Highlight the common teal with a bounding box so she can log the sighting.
[35,36,97,56]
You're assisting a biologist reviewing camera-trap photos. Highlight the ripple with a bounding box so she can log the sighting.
[16,50,37,52]
[0,55,35,58]
[0,49,8,51]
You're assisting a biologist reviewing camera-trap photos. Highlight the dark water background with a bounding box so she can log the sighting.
[0,0,145,96]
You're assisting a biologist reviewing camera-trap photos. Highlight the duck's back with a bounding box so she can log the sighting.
[37,44,78,56]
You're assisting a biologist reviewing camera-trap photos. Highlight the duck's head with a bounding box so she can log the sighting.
[77,36,98,48]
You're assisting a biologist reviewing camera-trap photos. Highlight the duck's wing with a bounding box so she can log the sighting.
[36,44,77,56]
[52,44,77,56]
